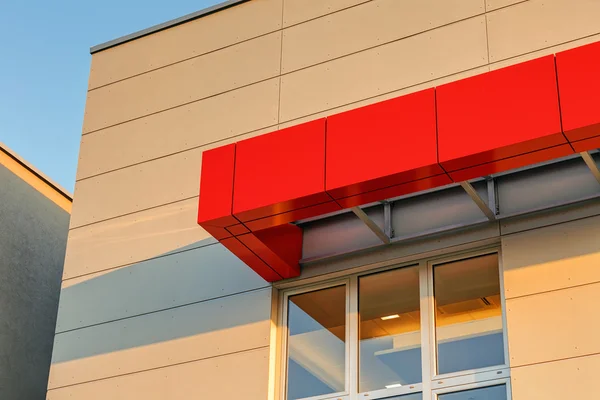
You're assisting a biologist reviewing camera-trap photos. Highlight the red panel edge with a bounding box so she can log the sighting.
[221,237,283,282]
[196,40,600,283]
[571,136,600,153]
[448,145,574,182]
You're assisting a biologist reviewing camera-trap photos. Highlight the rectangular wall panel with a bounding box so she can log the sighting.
[502,215,600,299]
[77,79,279,179]
[279,16,488,122]
[485,0,523,11]
[83,32,281,133]
[56,244,269,332]
[506,282,600,367]
[49,289,271,388]
[511,354,600,399]
[487,0,600,62]
[46,347,269,400]
[282,0,367,27]
[282,0,484,73]
[70,147,204,228]
[63,198,211,279]
[89,0,283,89]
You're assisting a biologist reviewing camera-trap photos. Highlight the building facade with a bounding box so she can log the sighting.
[0,143,71,400]
[48,1,600,399]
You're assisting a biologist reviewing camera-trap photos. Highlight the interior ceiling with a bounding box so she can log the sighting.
[290,254,501,340]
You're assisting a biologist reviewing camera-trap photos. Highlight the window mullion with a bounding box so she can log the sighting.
[348,276,359,399]
[419,261,434,400]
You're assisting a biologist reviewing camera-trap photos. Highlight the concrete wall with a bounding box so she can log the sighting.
[49,0,600,398]
[0,163,70,400]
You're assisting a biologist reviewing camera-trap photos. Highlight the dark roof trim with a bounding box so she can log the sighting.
[90,0,251,54]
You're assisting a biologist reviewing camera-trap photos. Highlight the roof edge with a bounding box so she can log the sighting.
[90,0,250,54]
[0,142,73,202]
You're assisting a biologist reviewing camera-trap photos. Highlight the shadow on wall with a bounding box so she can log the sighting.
[0,163,70,400]
[49,236,272,388]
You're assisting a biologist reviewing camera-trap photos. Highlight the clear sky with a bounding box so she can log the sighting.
[0,0,221,193]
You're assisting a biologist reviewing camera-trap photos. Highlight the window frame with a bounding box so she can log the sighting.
[277,246,510,400]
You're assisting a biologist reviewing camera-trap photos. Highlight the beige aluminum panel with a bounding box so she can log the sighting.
[281,0,484,73]
[502,215,600,299]
[506,282,600,367]
[511,354,600,399]
[278,66,490,130]
[62,198,211,279]
[279,16,488,123]
[77,78,279,179]
[487,0,600,62]
[83,32,281,134]
[88,0,283,89]
[56,244,268,332]
[49,288,271,388]
[46,347,269,399]
[70,146,204,228]
[283,0,368,27]
[485,0,524,12]
[489,32,600,70]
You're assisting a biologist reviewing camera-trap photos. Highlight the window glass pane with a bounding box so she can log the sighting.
[433,254,505,375]
[359,266,421,392]
[286,285,346,400]
[438,385,507,400]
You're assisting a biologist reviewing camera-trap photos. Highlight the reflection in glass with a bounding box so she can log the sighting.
[438,385,507,400]
[359,266,422,392]
[286,286,346,400]
[434,254,505,375]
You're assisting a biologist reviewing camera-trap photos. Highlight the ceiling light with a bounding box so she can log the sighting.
[385,383,403,389]
[381,314,400,320]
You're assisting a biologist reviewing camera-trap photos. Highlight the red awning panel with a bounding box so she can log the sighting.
[197,41,600,282]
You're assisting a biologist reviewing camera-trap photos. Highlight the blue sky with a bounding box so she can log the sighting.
[0,0,221,192]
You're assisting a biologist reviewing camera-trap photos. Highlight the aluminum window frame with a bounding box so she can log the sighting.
[277,246,510,400]
[280,279,352,400]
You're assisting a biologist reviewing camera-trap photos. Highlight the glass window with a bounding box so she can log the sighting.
[437,385,507,400]
[433,254,505,375]
[286,285,346,400]
[359,266,422,392]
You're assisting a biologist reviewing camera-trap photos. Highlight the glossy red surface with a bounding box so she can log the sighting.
[239,225,302,279]
[233,119,329,222]
[202,225,232,240]
[220,237,282,282]
[437,56,565,173]
[448,145,574,182]
[556,41,600,142]
[335,174,453,209]
[226,223,250,236]
[326,89,443,199]
[244,201,341,232]
[197,144,239,227]
[571,136,600,153]
[196,41,600,283]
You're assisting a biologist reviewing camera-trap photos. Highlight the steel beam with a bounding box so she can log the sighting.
[460,181,496,221]
[351,207,391,244]
[581,151,600,185]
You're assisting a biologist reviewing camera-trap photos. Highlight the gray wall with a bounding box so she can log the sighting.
[0,163,70,399]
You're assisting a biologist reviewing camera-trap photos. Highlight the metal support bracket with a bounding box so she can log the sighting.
[581,151,600,185]
[383,201,394,239]
[351,206,391,244]
[487,177,499,216]
[460,181,496,221]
